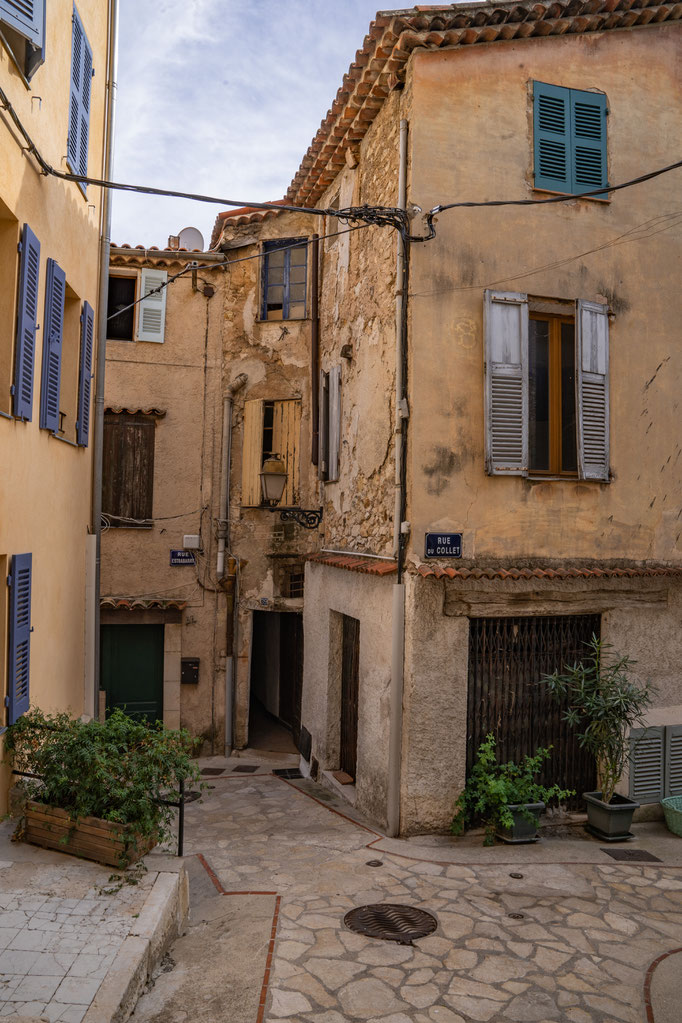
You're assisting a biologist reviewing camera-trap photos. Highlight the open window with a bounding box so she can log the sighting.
[484,290,609,481]
[261,239,307,320]
[106,269,167,342]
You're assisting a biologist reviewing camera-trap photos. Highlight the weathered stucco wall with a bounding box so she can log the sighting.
[0,0,109,791]
[102,262,226,748]
[316,92,402,555]
[216,210,319,748]
[302,562,394,828]
[405,26,681,564]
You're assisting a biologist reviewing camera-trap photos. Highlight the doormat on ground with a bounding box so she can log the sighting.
[201,768,225,776]
[601,848,662,862]
[272,768,303,779]
[231,765,259,773]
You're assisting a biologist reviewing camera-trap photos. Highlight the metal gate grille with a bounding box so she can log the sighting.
[467,615,599,809]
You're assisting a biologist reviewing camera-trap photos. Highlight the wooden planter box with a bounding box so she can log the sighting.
[25,801,156,868]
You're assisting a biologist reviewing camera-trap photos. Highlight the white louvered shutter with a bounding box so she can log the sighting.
[665,725,682,797]
[629,727,664,803]
[328,365,341,482]
[136,269,168,342]
[576,299,609,481]
[484,290,528,475]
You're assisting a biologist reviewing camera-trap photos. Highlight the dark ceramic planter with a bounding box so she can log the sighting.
[496,802,544,844]
[583,791,640,842]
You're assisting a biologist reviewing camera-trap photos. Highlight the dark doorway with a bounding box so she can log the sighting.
[340,614,360,780]
[100,624,164,723]
[467,614,599,808]
[249,611,303,753]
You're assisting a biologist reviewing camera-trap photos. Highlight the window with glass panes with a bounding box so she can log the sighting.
[528,314,577,475]
[262,239,307,320]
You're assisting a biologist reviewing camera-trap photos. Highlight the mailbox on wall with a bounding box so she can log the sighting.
[181,658,200,684]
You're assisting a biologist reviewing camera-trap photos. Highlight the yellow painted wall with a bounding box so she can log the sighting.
[0,1,110,802]
[406,26,681,563]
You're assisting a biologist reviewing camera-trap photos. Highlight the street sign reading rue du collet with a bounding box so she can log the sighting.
[424,533,462,558]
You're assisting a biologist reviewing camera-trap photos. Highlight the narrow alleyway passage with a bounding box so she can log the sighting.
[132,762,682,1023]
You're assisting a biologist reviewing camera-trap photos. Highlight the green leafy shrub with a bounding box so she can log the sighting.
[5,707,201,849]
[540,635,655,805]
[451,734,575,846]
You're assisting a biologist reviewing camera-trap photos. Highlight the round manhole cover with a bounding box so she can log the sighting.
[344,904,438,945]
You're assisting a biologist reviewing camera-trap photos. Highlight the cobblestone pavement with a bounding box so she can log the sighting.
[0,841,158,1023]
[183,772,682,1023]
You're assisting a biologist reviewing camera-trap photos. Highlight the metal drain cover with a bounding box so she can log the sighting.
[201,768,224,776]
[272,768,303,779]
[231,765,259,773]
[183,791,201,803]
[344,904,438,945]
[602,848,662,862]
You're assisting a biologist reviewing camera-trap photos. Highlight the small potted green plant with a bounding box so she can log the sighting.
[5,707,201,867]
[451,734,575,846]
[540,636,655,841]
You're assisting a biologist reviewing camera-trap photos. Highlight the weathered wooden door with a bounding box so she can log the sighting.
[101,624,164,723]
[340,615,360,780]
[467,614,598,808]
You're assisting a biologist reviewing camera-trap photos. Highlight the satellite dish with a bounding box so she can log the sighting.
[177,226,205,251]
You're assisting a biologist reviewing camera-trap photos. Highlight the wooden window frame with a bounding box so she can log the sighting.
[528,312,577,478]
[260,239,308,321]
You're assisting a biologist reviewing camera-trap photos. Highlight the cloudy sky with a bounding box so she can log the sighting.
[112,0,389,248]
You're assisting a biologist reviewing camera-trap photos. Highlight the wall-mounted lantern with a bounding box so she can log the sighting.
[260,454,323,529]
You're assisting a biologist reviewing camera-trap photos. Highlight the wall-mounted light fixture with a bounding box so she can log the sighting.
[259,454,323,529]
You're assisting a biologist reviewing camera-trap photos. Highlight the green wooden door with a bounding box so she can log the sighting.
[101,624,164,723]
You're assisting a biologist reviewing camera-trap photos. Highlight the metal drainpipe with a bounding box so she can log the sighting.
[218,373,248,757]
[311,234,320,465]
[387,118,409,838]
[92,0,118,717]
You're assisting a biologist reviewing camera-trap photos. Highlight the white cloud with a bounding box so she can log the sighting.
[112,0,385,247]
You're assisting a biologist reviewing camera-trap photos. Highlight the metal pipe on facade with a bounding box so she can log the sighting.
[311,234,320,464]
[219,373,247,757]
[387,117,409,839]
[91,0,118,717]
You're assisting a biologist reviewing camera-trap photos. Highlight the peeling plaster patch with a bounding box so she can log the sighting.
[242,288,256,332]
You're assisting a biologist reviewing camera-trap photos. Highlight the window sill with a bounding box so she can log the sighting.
[255,317,310,325]
[525,474,608,483]
[103,520,154,529]
[532,186,611,205]
[49,432,80,448]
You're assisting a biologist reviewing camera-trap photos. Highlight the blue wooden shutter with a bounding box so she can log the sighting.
[665,725,682,797]
[13,223,40,421]
[0,0,44,46]
[629,726,664,803]
[7,553,32,725]
[76,300,94,446]
[570,88,607,192]
[67,5,93,184]
[533,82,570,193]
[39,259,66,432]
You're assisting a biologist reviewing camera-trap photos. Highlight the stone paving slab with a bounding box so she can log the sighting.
[0,824,186,1023]
[181,765,682,1023]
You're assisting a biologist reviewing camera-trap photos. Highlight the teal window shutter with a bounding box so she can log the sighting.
[534,82,607,194]
[570,88,607,191]
[533,82,570,193]
[39,259,66,433]
[0,0,44,47]
[67,5,93,188]
[13,223,40,421]
[665,725,682,797]
[76,300,94,446]
[629,726,664,803]
[7,553,32,725]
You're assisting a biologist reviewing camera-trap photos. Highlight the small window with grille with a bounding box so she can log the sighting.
[287,568,305,598]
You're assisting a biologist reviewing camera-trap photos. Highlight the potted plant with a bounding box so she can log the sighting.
[451,734,575,846]
[4,707,201,867]
[540,636,655,842]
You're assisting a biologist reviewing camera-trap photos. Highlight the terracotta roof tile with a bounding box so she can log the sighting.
[415,563,682,581]
[209,200,290,248]
[284,0,681,208]
[100,598,187,610]
[307,551,397,576]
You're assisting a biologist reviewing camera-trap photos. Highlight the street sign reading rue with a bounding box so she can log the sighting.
[170,550,196,566]
[424,533,462,558]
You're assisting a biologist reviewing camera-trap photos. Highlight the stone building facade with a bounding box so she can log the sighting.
[287,0,682,834]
